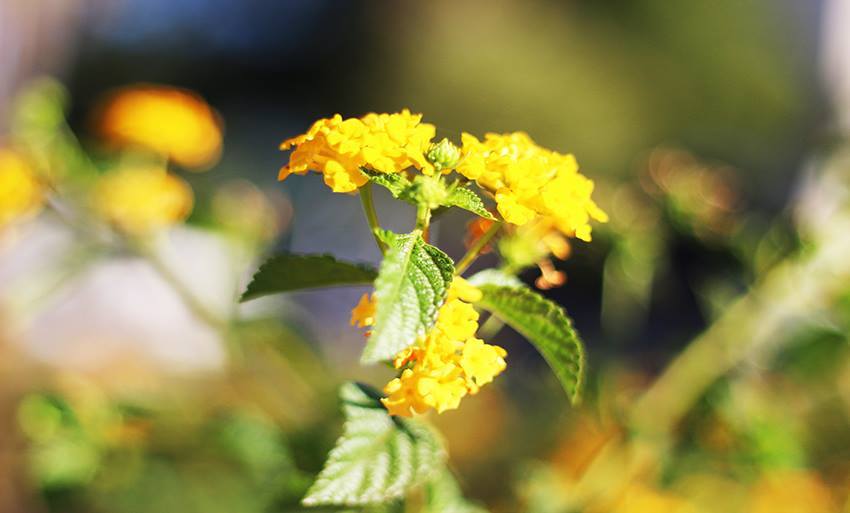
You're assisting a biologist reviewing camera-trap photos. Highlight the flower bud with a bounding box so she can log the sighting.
[426,138,461,172]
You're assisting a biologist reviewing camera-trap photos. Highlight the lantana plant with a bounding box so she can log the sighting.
[240,110,607,507]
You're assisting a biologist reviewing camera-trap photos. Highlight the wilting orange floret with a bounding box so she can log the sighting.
[350,293,377,328]
[352,277,507,417]
[99,85,222,170]
[92,166,193,234]
[0,149,43,228]
[279,110,436,193]
[458,132,608,241]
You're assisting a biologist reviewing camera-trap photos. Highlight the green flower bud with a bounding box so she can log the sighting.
[426,138,462,172]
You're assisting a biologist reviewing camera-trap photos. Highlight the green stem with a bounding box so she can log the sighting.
[359,184,386,255]
[455,221,502,275]
[133,240,229,332]
[477,314,505,339]
[415,203,432,232]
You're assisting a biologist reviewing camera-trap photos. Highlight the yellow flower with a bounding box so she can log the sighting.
[350,293,376,328]
[0,149,43,228]
[460,337,507,393]
[458,131,608,241]
[92,166,193,234]
[99,85,222,170]
[435,299,479,341]
[279,110,436,193]
[382,369,430,417]
[357,277,507,417]
[447,276,483,303]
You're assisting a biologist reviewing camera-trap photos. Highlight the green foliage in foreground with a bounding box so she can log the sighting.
[302,383,446,507]
[360,230,455,364]
[475,285,586,404]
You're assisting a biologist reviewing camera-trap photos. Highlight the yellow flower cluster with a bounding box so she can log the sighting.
[92,166,193,234]
[279,110,436,193]
[458,132,608,241]
[351,278,507,417]
[0,149,43,228]
[99,85,223,170]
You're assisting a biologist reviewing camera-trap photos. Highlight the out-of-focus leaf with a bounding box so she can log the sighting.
[240,254,376,301]
[361,230,454,363]
[425,467,489,513]
[475,285,586,404]
[302,383,445,507]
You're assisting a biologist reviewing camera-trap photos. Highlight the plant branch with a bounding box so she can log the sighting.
[455,221,501,275]
[415,203,431,233]
[359,183,387,255]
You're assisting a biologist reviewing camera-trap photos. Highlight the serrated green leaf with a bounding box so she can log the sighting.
[241,254,377,301]
[425,467,489,513]
[361,231,454,363]
[443,187,496,220]
[467,269,525,289]
[361,168,416,203]
[475,285,586,404]
[302,383,446,507]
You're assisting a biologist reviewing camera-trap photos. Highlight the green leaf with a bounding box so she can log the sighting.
[475,285,586,404]
[443,187,496,220]
[361,168,416,203]
[425,467,489,513]
[362,168,494,221]
[302,383,446,507]
[361,230,454,364]
[241,254,377,301]
[467,269,525,289]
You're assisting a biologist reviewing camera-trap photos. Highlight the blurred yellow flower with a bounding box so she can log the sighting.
[355,277,507,417]
[279,110,436,193]
[748,470,836,513]
[99,85,222,170]
[92,166,193,234]
[0,148,43,227]
[611,484,699,513]
[458,131,608,241]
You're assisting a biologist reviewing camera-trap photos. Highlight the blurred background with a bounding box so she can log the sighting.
[1,0,850,512]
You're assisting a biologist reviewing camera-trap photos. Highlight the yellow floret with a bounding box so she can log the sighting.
[459,131,607,241]
[350,293,377,328]
[361,277,507,417]
[278,110,436,193]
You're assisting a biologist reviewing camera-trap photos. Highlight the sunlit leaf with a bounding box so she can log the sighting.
[475,285,586,404]
[425,467,489,513]
[443,187,495,220]
[361,230,454,363]
[361,168,416,203]
[302,383,445,507]
[467,269,525,289]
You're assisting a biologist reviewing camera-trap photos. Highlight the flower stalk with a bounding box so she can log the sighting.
[455,221,501,275]
[359,183,387,255]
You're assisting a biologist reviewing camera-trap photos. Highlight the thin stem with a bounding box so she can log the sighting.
[133,239,229,333]
[359,184,386,255]
[455,221,502,275]
[415,203,431,232]
[477,314,505,339]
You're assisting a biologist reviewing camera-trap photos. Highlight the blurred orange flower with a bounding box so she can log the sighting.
[98,85,222,170]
